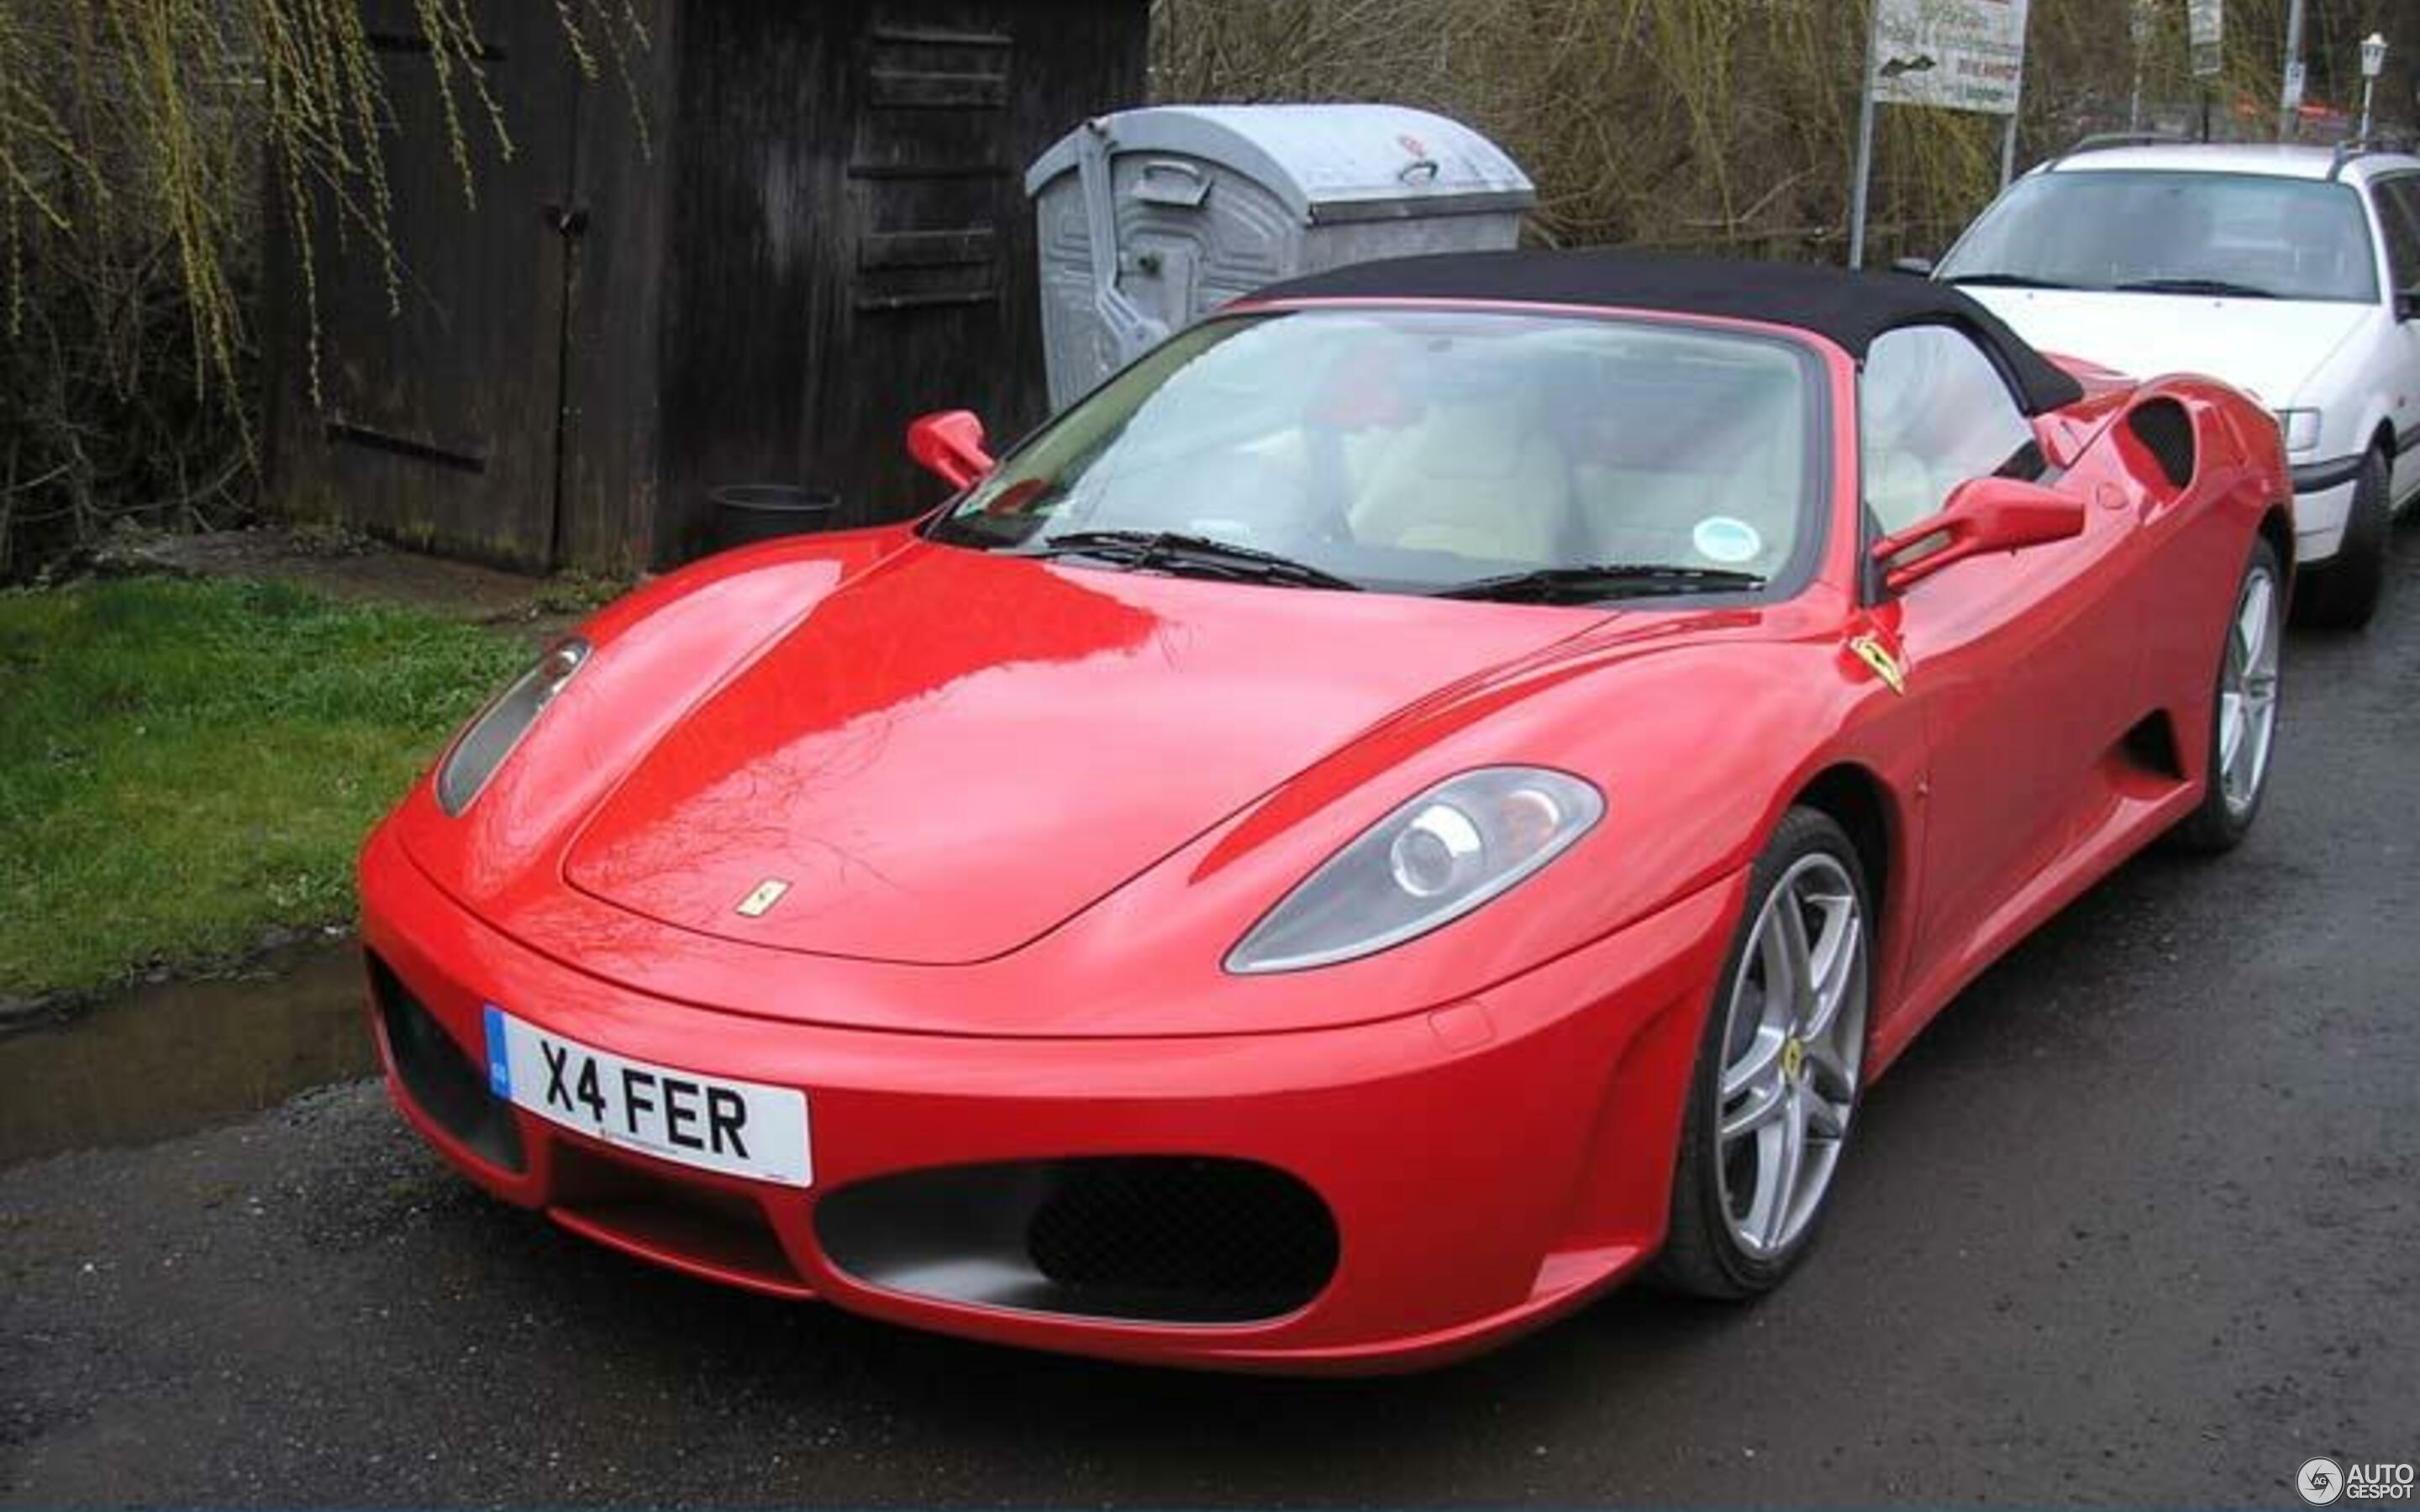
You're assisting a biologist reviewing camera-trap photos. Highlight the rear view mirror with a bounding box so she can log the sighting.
[907,410,995,491]
[1872,475,2086,592]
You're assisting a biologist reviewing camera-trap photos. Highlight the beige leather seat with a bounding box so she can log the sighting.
[1570,466,1718,564]
[1348,389,1569,563]
[1864,449,1955,536]
[1860,323,2020,537]
[1565,378,1802,574]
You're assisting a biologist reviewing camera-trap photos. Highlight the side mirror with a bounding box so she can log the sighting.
[907,410,995,491]
[2396,286,2420,322]
[1890,255,1936,277]
[1870,475,2086,592]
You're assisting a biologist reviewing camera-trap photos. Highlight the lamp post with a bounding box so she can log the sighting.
[2360,32,2387,140]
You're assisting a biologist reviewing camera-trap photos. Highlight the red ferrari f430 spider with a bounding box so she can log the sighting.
[360,252,2291,1373]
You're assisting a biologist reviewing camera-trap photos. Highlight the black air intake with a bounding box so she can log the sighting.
[817,1156,1337,1324]
[368,953,524,1173]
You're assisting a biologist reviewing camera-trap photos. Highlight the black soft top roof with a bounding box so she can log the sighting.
[1250,249,2086,416]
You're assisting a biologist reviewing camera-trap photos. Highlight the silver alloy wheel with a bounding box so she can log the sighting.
[1714,853,1869,1259]
[2217,563,2282,818]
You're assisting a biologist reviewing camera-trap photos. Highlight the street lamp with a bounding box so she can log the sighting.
[2360,32,2387,139]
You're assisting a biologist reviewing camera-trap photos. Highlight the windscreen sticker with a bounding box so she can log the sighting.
[1692,516,1764,564]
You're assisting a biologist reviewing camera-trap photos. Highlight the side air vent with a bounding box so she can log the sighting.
[2120,711,2186,781]
[2128,399,2197,489]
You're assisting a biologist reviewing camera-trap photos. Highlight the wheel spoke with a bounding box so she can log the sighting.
[2237,574,2273,672]
[1761,1086,1807,1247]
[1773,888,1816,1021]
[1751,902,1799,1031]
[1722,1026,1786,1100]
[1804,1094,1848,1142]
[1721,1079,1789,1142]
[1803,1035,1855,1099]
[1801,891,1858,1041]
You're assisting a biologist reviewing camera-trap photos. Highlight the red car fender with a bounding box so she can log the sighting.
[409,525,917,906]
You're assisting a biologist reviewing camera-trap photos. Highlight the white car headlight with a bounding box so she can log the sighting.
[436,638,590,816]
[2275,408,2322,454]
[1225,768,1604,974]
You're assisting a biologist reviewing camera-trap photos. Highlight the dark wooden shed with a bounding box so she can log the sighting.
[265,0,1149,573]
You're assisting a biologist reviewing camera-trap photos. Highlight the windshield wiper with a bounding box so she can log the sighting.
[2112,276,2281,299]
[1433,563,1767,605]
[1020,529,1364,591]
[1944,271,2075,290]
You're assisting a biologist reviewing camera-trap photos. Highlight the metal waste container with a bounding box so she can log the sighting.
[1026,104,1537,408]
[711,485,841,550]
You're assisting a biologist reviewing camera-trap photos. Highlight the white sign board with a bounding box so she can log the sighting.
[2189,0,2223,77]
[1871,0,2030,116]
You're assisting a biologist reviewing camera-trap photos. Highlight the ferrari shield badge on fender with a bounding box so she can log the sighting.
[735,878,791,917]
[1849,633,1907,696]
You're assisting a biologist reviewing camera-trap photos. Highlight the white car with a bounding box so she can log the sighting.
[1929,141,2420,627]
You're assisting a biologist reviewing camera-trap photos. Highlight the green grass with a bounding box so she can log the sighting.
[0,576,524,1000]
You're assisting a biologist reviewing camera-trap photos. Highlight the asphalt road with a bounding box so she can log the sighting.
[6,526,2418,1508]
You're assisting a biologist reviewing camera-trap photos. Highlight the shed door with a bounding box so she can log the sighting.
[283,1,580,568]
[815,0,1143,525]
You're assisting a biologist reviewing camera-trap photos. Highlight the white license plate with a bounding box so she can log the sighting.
[482,1007,812,1188]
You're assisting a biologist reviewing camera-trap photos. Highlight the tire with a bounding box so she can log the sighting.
[1655,807,1874,1299]
[2291,449,2390,630]
[2171,536,2285,854]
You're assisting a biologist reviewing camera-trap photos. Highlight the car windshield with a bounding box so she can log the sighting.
[1938,169,2379,304]
[926,308,1822,600]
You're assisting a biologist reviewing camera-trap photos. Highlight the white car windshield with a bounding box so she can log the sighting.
[928,308,1823,601]
[1939,170,2379,304]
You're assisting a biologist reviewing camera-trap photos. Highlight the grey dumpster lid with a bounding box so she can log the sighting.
[1025,104,1536,226]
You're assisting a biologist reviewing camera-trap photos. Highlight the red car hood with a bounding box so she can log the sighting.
[564,546,1588,964]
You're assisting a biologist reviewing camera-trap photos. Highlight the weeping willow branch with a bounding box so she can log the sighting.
[0,0,650,575]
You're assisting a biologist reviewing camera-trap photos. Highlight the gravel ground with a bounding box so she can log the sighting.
[3,527,2416,1507]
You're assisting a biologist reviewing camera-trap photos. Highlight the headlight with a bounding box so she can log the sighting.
[2275,409,2322,454]
[435,638,589,815]
[1226,768,1603,974]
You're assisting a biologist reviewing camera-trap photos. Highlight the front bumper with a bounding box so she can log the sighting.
[2289,457,2360,564]
[359,822,1739,1373]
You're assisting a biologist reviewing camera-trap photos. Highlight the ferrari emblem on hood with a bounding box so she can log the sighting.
[735,879,791,917]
